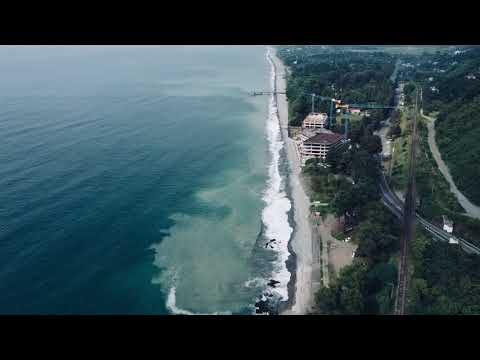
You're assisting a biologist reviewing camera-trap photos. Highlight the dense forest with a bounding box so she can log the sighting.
[408,228,480,314]
[403,46,480,205]
[277,46,396,127]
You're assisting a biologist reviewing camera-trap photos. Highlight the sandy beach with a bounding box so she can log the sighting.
[269,48,314,314]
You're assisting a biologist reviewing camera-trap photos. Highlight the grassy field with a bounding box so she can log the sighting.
[302,165,338,217]
[389,110,411,192]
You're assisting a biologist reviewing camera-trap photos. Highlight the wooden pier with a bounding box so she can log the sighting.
[251,91,286,96]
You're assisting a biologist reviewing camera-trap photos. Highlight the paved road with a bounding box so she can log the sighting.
[422,110,480,219]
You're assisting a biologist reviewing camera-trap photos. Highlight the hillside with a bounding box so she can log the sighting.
[408,46,480,205]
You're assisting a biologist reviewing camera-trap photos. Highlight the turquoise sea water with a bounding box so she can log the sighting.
[0,46,281,314]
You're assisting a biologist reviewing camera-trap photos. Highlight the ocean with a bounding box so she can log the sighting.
[0,45,293,314]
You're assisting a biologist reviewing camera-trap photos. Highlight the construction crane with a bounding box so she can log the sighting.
[306,93,341,128]
[335,102,395,139]
[301,93,393,137]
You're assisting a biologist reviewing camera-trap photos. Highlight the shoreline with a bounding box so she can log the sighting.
[268,47,315,315]
[268,47,358,314]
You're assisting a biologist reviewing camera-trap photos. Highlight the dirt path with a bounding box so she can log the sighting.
[320,215,357,279]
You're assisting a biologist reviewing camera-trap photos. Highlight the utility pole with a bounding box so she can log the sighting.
[389,146,395,179]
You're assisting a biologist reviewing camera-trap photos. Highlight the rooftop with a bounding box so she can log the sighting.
[303,112,327,123]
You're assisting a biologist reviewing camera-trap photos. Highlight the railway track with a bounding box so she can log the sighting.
[392,90,419,315]
[377,89,480,314]
[381,174,480,255]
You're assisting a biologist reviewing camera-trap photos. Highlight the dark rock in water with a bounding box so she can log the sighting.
[255,299,270,315]
[267,279,280,288]
[255,296,279,315]
[265,239,277,248]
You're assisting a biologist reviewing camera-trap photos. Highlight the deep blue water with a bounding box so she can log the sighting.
[0,46,271,314]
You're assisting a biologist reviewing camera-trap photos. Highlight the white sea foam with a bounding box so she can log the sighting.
[166,287,195,315]
[260,48,294,301]
[166,286,232,315]
[244,277,267,289]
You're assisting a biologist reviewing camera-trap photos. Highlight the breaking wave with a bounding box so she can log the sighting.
[166,286,232,315]
[259,48,294,302]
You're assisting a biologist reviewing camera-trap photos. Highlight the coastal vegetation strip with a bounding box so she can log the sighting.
[277,45,401,314]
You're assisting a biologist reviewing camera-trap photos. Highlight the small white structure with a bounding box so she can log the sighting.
[430,86,439,93]
[449,237,459,245]
[466,74,477,80]
[443,215,453,234]
[302,112,328,129]
[383,139,392,160]
[428,77,434,82]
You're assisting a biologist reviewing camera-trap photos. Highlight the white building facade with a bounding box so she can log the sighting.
[302,112,328,129]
